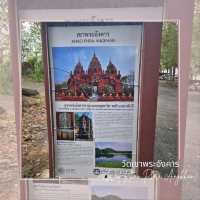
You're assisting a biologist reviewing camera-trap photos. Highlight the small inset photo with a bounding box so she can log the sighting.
[75,112,93,141]
[95,142,132,168]
[57,129,74,141]
[91,183,150,200]
[56,112,74,140]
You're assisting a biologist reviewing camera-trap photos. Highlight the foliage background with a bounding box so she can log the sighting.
[160,22,178,80]
[21,22,43,82]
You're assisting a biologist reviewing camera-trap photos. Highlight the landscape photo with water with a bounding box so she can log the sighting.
[95,142,132,168]
[91,185,148,200]
[52,46,136,101]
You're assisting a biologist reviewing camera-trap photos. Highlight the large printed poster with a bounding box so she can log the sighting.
[28,179,155,200]
[48,23,143,178]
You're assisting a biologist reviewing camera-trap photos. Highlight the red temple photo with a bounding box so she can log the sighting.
[53,46,135,101]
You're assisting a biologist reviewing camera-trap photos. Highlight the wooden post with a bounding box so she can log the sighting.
[138,22,162,177]
[41,23,55,178]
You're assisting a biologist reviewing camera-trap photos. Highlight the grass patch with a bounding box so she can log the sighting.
[96,161,132,169]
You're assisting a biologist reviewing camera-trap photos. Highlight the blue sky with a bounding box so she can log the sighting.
[75,112,92,119]
[52,46,136,84]
[95,142,132,151]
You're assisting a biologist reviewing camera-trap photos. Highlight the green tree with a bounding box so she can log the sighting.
[160,22,178,80]
[21,22,42,62]
[21,22,43,82]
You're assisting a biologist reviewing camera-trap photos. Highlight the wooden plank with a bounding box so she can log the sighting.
[138,22,162,177]
[41,23,55,178]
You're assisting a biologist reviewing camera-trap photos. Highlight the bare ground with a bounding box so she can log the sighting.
[21,82,49,178]
[182,91,200,200]
[0,95,19,200]
[154,81,178,176]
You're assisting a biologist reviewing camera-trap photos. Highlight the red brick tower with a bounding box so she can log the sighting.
[68,61,86,95]
[74,61,84,76]
[106,59,117,76]
[88,53,103,82]
[106,59,122,94]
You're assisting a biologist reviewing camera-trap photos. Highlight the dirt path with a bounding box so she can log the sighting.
[154,82,178,176]
[0,95,19,200]
[22,93,49,178]
[21,78,49,178]
[182,91,200,200]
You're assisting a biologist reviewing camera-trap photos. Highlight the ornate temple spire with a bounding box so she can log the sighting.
[109,57,112,64]
[106,58,117,75]
[74,60,84,75]
[88,52,102,75]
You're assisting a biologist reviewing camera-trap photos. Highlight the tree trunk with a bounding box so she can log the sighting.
[172,66,176,81]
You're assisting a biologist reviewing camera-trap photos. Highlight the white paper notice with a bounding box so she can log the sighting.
[48,22,142,178]
[28,181,89,200]
[27,179,155,200]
